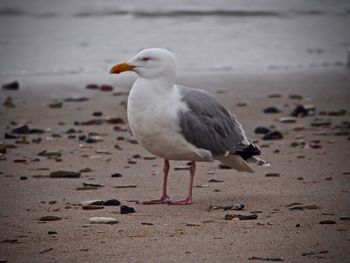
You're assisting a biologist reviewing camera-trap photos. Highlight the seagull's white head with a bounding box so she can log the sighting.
[109,48,177,82]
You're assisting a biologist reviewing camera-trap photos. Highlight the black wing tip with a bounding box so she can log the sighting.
[235,143,261,160]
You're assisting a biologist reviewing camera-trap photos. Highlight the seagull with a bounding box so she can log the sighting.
[109,48,269,205]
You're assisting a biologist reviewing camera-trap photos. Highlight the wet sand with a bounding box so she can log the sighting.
[0,69,350,262]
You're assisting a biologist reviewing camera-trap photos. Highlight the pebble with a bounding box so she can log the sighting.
[86,84,99,90]
[292,124,305,131]
[79,167,92,173]
[328,109,346,116]
[208,179,224,183]
[76,186,98,191]
[111,173,123,178]
[93,111,103,117]
[82,205,104,210]
[279,117,296,123]
[38,216,62,221]
[50,170,81,178]
[302,250,329,257]
[38,150,62,158]
[339,216,350,221]
[64,96,89,102]
[262,131,283,140]
[3,97,15,108]
[265,173,280,177]
[225,214,258,220]
[48,231,57,235]
[263,106,281,114]
[99,84,114,92]
[218,164,232,169]
[4,133,19,139]
[105,117,125,124]
[49,101,63,109]
[89,217,118,224]
[208,204,245,211]
[2,81,19,90]
[120,205,136,214]
[236,102,247,107]
[114,185,137,189]
[289,94,303,100]
[268,94,282,98]
[83,182,104,187]
[20,176,27,180]
[104,199,121,206]
[311,119,332,127]
[174,165,190,170]
[289,204,320,210]
[291,105,308,117]
[254,126,271,134]
[319,220,336,224]
[80,200,104,206]
[248,256,284,261]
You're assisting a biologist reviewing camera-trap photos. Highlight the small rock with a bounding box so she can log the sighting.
[105,117,125,124]
[104,199,121,206]
[279,117,296,123]
[86,84,99,90]
[48,231,57,235]
[20,176,27,180]
[291,105,308,117]
[208,204,245,211]
[111,173,123,178]
[76,186,98,191]
[64,96,89,102]
[99,84,114,92]
[82,205,104,210]
[89,217,118,224]
[4,132,18,139]
[248,256,284,261]
[262,131,283,140]
[39,248,53,254]
[218,164,232,169]
[339,216,350,221]
[289,204,320,210]
[79,167,92,173]
[328,109,346,116]
[49,101,63,109]
[292,124,305,131]
[225,214,258,220]
[120,205,136,214]
[2,81,19,90]
[80,200,104,206]
[263,106,281,114]
[93,111,103,117]
[311,119,332,127]
[11,124,31,134]
[289,94,303,100]
[174,165,190,171]
[114,185,137,189]
[319,220,336,224]
[50,170,81,178]
[38,150,62,158]
[208,179,224,183]
[38,216,62,221]
[3,97,15,108]
[265,173,280,177]
[83,182,104,187]
[268,94,282,98]
[236,102,247,107]
[254,126,271,134]
[302,250,329,257]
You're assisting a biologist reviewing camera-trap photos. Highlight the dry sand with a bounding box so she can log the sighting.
[0,69,350,262]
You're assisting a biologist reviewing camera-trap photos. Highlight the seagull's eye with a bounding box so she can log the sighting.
[141,57,151,62]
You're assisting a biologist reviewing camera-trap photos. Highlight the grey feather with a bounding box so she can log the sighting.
[177,86,249,156]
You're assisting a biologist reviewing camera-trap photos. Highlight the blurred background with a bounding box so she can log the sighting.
[0,0,349,79]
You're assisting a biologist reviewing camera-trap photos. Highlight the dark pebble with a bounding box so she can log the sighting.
[20,176,27,180]
[254,126,271,134]
[86,84,99,90]
[50,170,81,178]
[225,214,258,220]
[65,128,76,134]
[64,97,89,102]
[105,117,125,124]
[2,81,19,90]
[85,137,97,143]
[319,220,336,224]
[38,216,62,221]
[48,231,57,235]
[111,173,123,178]
[78,135,86,141]
[263,106,281,114]
[120,205,136,214]
[104,199,121,206]
[295,224,300,227]
[262,131,283,140]
[265,173,280,177]
[93,111,103,117]
[291,105,308,117]
[4,133,18,139]
[11,124,31,134]
[100,84,114,92]
[67,135,76,139]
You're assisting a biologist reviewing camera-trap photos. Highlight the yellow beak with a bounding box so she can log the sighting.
[109,62,135,74]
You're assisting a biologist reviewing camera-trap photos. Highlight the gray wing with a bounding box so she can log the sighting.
[177,86,249,156]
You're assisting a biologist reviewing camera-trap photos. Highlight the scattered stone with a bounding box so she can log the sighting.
[319,220,336,224]
[325,176,332,181]
[218,164,232,169]
[208,179,224,183]
[291,105,308,117]
[114,185,137,189]
[2,81,19,90]
[89,217,118,224]
[289,94,303,100]
[208,204,245,211]
[289,204,320,210]
[64,96,89,102]
[265,173,280,177]
[263,106,281,114]
[328,109,346,116]
[141,222,154,226]
[236,102,247,107]
[48,231,57,235]
[103,199,121,206]
[174,165,190,171]
[111,173,123,178]
[79,167,92,173]
[105,116,125,124]
[120,205,136,214]
[49,101,63,109]
[1,238,18,243]
[292,124,305,131]
[3,97,15,108]
[279,117,296,123]
[86,84,99,90]
[20,176,27,180]
[4,132,19,139]
[93,111,103,117]
[39,248,53,254]
[50,170,80,178]
[38,150,62,158]
[80,200,104,206]
[99,84,114,92]
[83,182,104,187]
[11,124,31,134]
[340,216,350,221]
[143,156,157,160]
[76,186,98,191]
[82,205,104,210]
[185,223,200,226]
[225,214,258,220]
[302,250,329,257]
[113,91,129,96]
[248,256,284,261]
[262,131,283,140]
[254,127,271,134]
[38,216,62,221]
[311,119,332,127]
[268,94,282,98]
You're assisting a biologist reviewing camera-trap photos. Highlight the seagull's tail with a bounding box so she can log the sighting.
[215,155,255,173]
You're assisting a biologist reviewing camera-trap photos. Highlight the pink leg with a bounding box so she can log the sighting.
[137,159,170,205]
[168,161,196,205]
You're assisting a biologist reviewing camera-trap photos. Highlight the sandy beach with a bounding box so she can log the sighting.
[0,68,349,262]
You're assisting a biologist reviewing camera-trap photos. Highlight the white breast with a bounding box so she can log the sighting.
[127,80,204,161]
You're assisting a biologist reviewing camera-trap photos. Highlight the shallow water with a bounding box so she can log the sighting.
[0,0,349,78]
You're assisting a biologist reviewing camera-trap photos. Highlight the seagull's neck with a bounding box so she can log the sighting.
[134,76,175,95]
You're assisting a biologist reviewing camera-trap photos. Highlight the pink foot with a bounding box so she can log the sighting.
[167,197,193,205]
[136,195,170,205]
